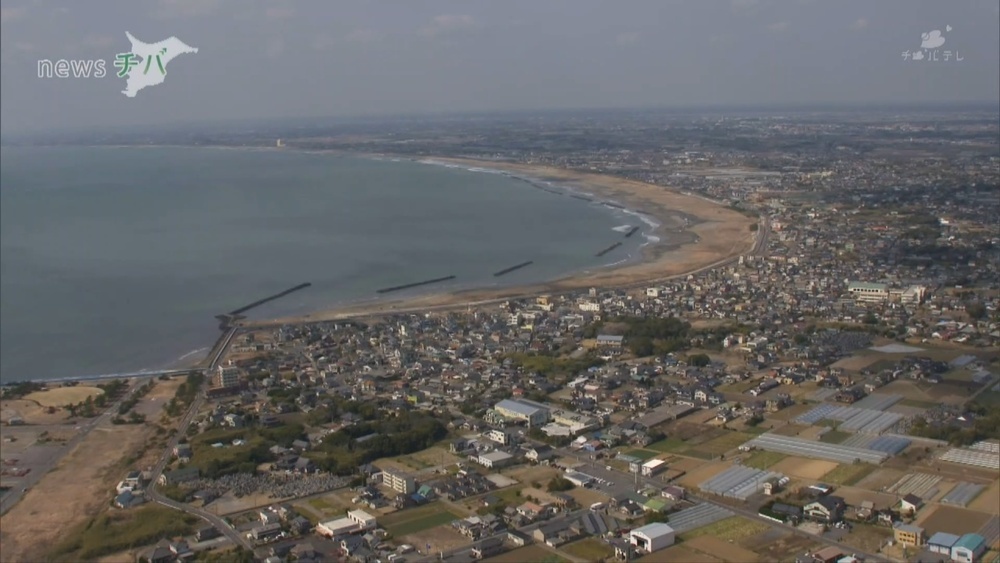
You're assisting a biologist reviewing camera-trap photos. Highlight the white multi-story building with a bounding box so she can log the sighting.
[847,281,889,302]
[382,468,416,494]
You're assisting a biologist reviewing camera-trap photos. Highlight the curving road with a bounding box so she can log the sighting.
[145,326,253,550]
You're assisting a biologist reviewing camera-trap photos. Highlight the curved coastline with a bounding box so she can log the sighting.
[249,153,757,326]
[2,146,754,382]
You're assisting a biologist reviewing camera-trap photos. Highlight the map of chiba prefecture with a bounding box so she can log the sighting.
[118,32,198,98]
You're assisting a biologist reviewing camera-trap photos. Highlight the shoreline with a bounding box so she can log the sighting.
[246,154,757,326]
[2,147,756,383]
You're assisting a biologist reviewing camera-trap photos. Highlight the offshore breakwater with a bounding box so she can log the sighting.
[376,275,456,294]
[215,282,312,329]
[493,261,534,277]
[595,242,623,257]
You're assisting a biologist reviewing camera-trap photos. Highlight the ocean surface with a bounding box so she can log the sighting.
[0,146,653,382]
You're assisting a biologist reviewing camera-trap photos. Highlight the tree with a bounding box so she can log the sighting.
[687,353,711,367]
[966,302,986,320]
[547,477,575,492]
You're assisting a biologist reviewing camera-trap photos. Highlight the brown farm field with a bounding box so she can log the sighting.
[918,505,993,536]
[639,545,721,562]
[400,525,469,554]
[678,460,734,488]
[685,535,760,562]
[485,545,567,563]
[679,516,769,542]
[968,480,1000,514]
[820,463,877,486]
[770,457,839,480]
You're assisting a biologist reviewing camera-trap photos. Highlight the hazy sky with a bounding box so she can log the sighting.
[1,0,998,135]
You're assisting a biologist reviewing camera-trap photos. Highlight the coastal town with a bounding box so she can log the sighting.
[1,109,999,563]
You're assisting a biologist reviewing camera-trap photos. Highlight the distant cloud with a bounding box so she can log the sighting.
[265,38,285,60]
[420,14,477,37]
[81,35,115,51]
[311,34,336,51]
[709,34,731,47]
[615,32,641,46]
[265,6,295,20]
[768,21,790,32]
[850,18,869,31]
[154,0,223,19]
[0,6,27,23]
[344,29,382,44]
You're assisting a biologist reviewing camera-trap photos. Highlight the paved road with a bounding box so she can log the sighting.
[145,326,253,550]
[0,378,147,515]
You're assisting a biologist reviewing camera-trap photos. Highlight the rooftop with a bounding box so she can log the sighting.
[631,522,674,539]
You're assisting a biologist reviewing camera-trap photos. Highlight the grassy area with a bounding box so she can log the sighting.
[820,463,877,486]
[696,432,754,456]
[899,398,939,409]
[561,538,614,560]
[648,438,690,454]
[51,505,198,561]
[683,449,718,460]
[485,545,568,563]
[743,450,787,469]
[972,391,1000,409]
[678,516,770,542]
[815,419,840,428]
[819,430,852,444]
[382,504,462,537]
[622,449,658,461]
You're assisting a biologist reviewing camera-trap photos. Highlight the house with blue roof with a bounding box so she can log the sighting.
[951,533,987,563]
[927,531,960,556]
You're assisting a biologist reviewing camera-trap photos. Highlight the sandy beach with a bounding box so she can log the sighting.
[246,156,757,326]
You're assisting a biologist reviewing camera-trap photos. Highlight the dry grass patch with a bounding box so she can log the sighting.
[679,516,770,542]
[24,386,104,407]
[770,457,838,480]
[684,535,760,562]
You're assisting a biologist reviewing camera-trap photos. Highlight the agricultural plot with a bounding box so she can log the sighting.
[685,536,760,562]
[678,516,769,542]
[485,545,567,563]
[667,503,735,534]
[940,447,1000,470]
[770,457,839,481]
[381,504,461,537]
[700,466,785,500]
[648,438,690,454]
[918,505,993,537]
[690,432,755,459]
[886,473,942,498]
[819,463,876,486]
[642,545,721,562]
[560,538,614,561]
[940,482,986,507]
[819,430,851,444]
[744,434,888,465]
[742,450,787,470]
[978,516,1000,549]
[840,434,912,455]
[622,449,658,461]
